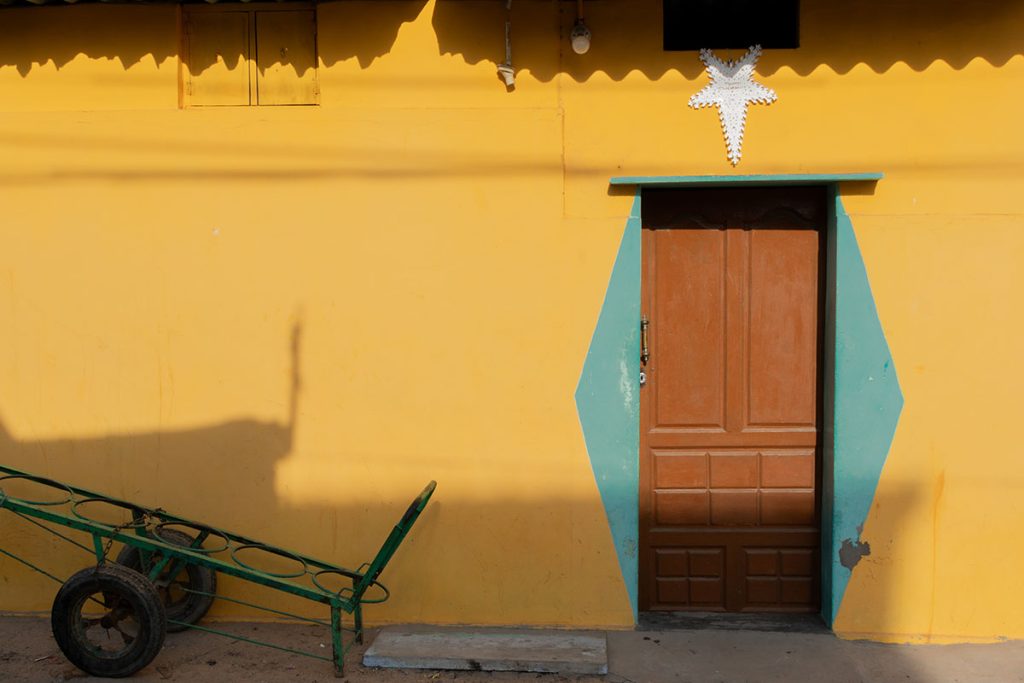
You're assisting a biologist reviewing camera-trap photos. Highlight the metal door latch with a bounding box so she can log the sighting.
[640,316,649,386]
[640,316,650,365]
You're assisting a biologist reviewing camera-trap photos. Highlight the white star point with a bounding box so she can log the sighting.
[688,45,777,165]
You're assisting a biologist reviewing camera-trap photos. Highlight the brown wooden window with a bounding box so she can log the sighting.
[183,5,319,107]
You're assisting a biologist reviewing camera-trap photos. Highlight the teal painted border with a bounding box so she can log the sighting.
[576,177,901,626]
[826,191,904,623]
[574,194,641,618]
[610,173,883,187]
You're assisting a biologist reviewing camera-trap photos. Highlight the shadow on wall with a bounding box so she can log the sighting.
[0,321,436,620]
[0,0,1021,80]
[0,4,178,77]
[0,323,302,538]
[0,319,617,627]
[429,0,1024,80]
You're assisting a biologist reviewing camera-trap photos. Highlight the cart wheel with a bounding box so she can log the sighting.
[116,529,216,632]
[51,564,166,678]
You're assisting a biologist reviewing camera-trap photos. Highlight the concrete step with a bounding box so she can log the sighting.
[362,627,608,675]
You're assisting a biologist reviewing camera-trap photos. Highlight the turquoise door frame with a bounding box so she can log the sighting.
[575,173,902,626]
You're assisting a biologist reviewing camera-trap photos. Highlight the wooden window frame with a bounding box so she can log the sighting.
[181,2,320,108]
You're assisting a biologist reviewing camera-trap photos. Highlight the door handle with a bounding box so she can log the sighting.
[640,316,649,365]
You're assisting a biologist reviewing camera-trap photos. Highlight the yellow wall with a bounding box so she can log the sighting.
[1,0,1023,639]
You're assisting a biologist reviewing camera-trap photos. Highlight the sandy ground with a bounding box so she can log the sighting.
[0,616,1021,683]
[0,617,606,683]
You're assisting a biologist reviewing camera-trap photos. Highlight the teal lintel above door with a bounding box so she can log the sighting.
[610,173,884,187]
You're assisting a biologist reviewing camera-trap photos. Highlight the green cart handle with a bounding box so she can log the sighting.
[399,481,437,528]
[353,480,436,601]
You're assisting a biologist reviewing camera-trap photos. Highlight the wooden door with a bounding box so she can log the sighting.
[639,187,825,613]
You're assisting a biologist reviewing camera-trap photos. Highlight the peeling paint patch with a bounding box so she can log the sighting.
[618,357,634,413]
[839,537,871,569]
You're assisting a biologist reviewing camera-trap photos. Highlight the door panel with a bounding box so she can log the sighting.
[639,187,825,613]
[747,229,819,429]
[652,229,727,430]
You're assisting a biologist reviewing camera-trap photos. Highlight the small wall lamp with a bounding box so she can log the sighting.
[571,0,591,54]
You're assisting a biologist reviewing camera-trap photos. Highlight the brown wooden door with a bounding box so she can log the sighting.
[639,187,825,613]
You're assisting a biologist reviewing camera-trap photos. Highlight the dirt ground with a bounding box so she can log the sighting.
[0,617,609,683]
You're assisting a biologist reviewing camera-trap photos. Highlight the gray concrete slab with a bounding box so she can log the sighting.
[362,627,609,674]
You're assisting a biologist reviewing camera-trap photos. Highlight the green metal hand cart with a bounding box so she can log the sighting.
[0,463,436,678]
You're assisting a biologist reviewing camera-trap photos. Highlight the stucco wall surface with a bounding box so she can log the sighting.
[0,0,1022,641]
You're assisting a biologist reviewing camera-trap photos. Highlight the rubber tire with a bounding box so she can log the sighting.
[116,529,216,632]
[51,564,166,678]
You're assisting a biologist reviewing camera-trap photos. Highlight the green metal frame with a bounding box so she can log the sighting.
[0,464,436,676]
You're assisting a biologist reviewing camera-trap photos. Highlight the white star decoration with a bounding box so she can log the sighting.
[689,45,777,165]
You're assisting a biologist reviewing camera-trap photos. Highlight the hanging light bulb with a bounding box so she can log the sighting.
[570,0,591,54]
[571,20,591,54]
